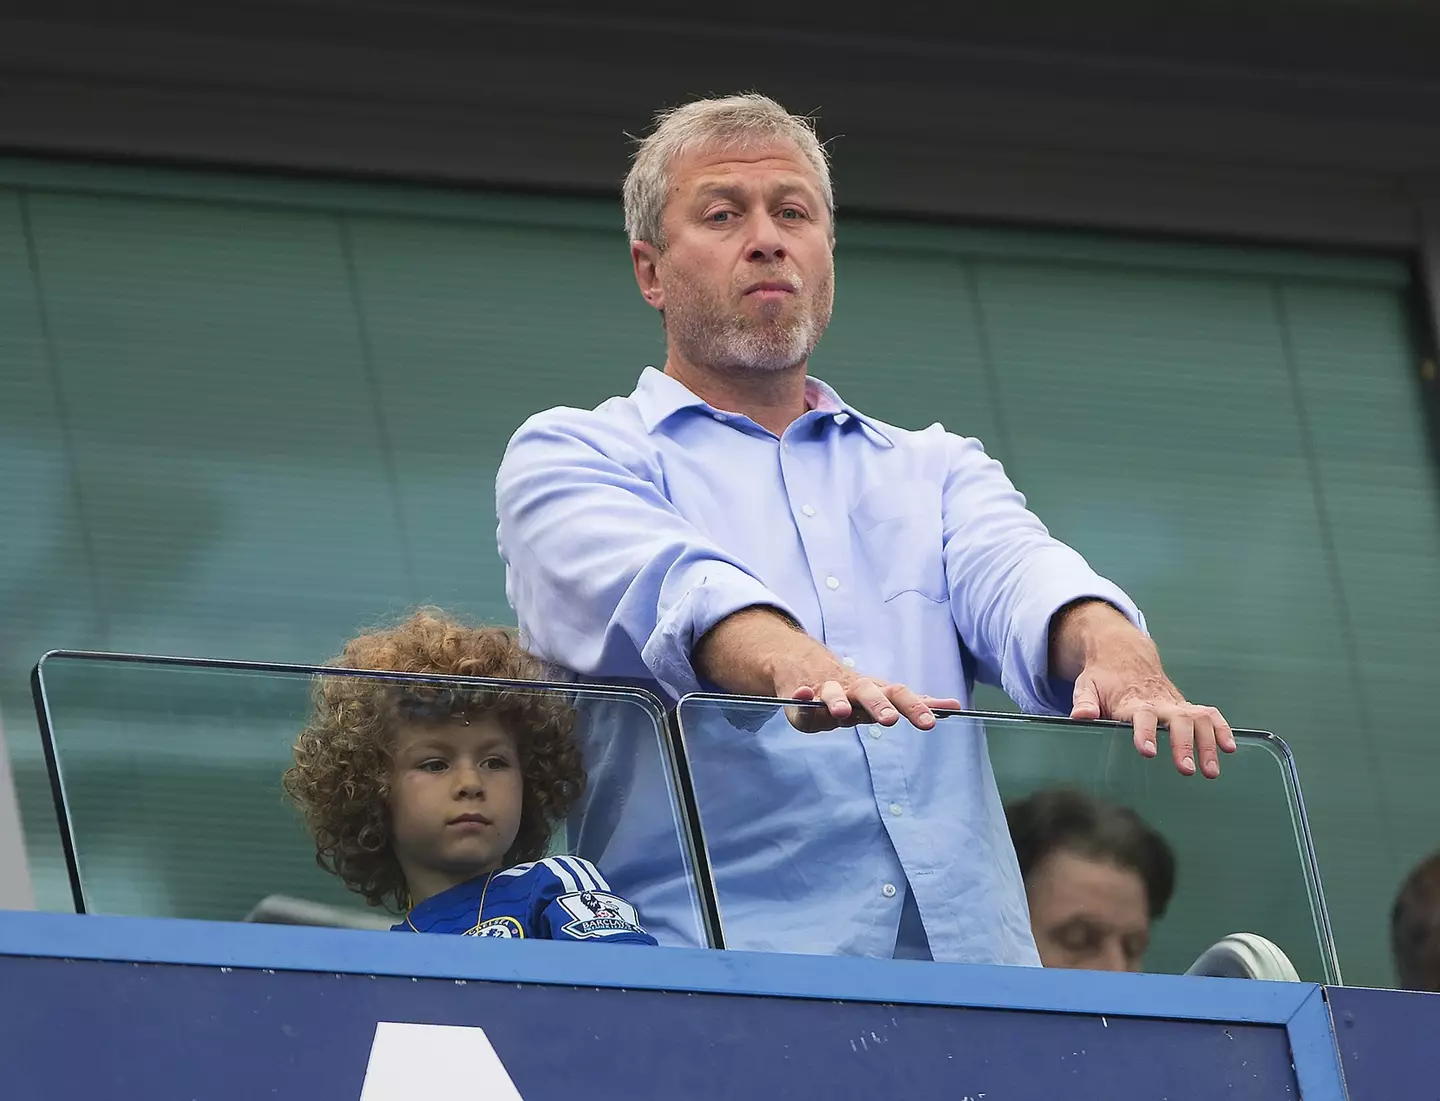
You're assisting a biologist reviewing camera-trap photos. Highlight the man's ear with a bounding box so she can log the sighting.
[632,241,665,313]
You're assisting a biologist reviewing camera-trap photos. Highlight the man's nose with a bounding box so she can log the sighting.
[746,214,787,262]
[1096,938,1131,973]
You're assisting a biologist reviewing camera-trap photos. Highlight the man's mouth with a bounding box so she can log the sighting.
[744,280,797,297]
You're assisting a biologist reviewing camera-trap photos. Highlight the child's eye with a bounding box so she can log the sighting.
[482,756,511,771]
[417,759,448,773]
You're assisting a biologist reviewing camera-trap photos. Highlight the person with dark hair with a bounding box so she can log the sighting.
[1392,850,1440,991]
[283,609,656,944]
[1006,788,1176,972]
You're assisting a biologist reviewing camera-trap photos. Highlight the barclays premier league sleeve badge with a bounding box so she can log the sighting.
[556,891,644,938]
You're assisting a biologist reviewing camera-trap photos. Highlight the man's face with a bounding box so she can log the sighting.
[636,139,835,373]
[1025,849,1153,972]
[388,716,524,896]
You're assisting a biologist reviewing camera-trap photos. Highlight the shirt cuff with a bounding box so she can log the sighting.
[641,563,801,699]
[1005,566,1147,716]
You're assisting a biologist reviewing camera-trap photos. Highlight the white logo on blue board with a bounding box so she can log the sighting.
[360,1022,525,1100]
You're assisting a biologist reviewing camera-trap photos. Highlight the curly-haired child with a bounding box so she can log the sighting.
[283,609,657,944]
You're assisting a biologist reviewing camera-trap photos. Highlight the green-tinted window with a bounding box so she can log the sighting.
[1,159,1434,986]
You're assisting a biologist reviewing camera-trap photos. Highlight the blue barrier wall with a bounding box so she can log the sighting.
[12,911,1432,1100]
[1326,985,1440,1101]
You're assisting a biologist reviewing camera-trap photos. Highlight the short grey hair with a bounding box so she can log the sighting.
[623,93,834,248]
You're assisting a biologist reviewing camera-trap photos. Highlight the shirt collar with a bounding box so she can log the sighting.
[802,375,896,447]
[631,366,895,447]
[632,366,711,433]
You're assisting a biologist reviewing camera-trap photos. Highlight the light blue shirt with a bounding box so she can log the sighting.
[496,367,1144,965]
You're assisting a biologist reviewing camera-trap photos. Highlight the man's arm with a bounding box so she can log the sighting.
[1050,599,1236,778]
[498,413,953,726]
[937,430,1144,712]
[693,607,956,731]
[496,412,792,697]
[936,431,1233,777]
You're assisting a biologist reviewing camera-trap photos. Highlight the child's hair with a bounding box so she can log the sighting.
[283,608,586,911]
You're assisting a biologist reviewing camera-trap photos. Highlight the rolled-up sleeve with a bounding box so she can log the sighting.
[938,431,1146,715]
[496,410,798,698]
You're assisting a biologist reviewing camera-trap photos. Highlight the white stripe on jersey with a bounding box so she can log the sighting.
[557,856,610,892]
[553,855,596,891]
[541,857,580,894]
[494,862,538,880]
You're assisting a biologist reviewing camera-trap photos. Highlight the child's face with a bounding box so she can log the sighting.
[388,714,524,904]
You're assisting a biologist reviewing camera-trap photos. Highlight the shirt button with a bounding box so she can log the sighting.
[889,803,903,816]
[842,656,856,668]
[868,727,882,739]
[836,413,850,425]
[825,576,840,590]
[881,883,898,899]
[712,412,726,422]
[801,504,816,517]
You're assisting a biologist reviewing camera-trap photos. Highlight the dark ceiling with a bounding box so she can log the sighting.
[330,0,1440,81]
[10,0,1440,83]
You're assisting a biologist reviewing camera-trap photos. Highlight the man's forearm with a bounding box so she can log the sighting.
[693,605,814,696]
[695,604,955,730]
[1048,598,1148,681]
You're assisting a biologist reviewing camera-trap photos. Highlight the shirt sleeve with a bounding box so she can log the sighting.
[496,410,800,698]
[531,856,659,946]
[938,430,1146,715]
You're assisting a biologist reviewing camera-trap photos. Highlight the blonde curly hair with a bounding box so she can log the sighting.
[283,609,586,911]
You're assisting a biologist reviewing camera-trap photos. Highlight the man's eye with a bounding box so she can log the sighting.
[779,208,806,220]
[708,210,733,223]
[1056,923,1104,952]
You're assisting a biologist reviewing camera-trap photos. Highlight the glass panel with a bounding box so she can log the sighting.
[674,695,1338,983]
[32,652,711,948]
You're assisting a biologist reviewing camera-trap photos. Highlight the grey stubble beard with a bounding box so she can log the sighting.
[665,265,834,375]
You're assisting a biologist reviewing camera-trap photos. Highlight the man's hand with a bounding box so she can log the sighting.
[1052,600,1236,778]
[694,606,959,731]
[782,662,960,733]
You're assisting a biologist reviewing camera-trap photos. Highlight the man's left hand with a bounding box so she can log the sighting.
[1056,601,1236,778]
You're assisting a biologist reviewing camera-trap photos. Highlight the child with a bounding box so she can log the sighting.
[283,609,656,944]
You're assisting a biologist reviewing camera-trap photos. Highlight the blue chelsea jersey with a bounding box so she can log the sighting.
[392,855,658,945]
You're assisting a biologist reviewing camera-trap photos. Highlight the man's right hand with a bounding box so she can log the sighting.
[779,659,960,733]
[694,606,959,732]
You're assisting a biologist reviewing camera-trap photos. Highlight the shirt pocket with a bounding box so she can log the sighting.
[851,482,948,603]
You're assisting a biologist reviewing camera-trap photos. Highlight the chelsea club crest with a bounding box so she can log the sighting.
[464,916,526,939]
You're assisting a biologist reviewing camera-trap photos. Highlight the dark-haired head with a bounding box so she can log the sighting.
[1392,850,1440,992]
[1006,787,1176,972]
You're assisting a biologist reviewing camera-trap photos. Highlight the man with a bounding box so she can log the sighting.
[1006,788,1176,972]
[1392,850,1440,991]
[496,93,1233,964]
